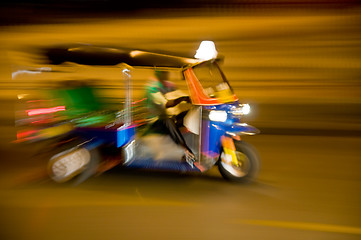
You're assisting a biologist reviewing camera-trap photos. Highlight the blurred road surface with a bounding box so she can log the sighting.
[0,134,360,240]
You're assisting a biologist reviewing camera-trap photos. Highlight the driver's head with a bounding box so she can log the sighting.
[154,70,169,82]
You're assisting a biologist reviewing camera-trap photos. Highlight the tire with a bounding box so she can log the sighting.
[218,140,260,183]
[72,148,100,185]
[47,141,100,185]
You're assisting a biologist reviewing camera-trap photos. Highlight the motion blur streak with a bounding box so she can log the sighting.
[0,2,361,240]
[239,220,361,235]
[26,106,65,116]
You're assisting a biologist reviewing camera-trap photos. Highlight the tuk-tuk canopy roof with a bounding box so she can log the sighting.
[43,44,201,69]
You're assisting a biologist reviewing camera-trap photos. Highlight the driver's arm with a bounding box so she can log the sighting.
[150,92,189,109]
[165,96,190,108]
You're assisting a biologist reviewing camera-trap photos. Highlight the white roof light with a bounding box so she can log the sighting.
[195,41,218,61]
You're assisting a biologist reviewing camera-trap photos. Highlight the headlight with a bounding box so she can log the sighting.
[209,110,227,122]
[230,104,251,115]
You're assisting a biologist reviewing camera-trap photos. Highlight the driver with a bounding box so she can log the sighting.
[144,70,195,164]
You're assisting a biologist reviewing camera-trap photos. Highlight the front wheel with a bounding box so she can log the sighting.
[218,140,260,183]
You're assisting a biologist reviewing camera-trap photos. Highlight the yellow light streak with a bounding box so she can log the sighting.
[237,219,361,235]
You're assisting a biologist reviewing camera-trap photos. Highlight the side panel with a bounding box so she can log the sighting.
[201,120,224,159]
[117,125,136,148]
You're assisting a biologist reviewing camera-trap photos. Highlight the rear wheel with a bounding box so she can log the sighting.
[48,146,100,184]
[218,140,260,183]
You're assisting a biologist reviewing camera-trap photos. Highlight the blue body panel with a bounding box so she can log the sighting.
[201,120,224,158]
[117,125,135,148]
[201,102,259,158]
[72,124,135,148]
[83,138,105,150]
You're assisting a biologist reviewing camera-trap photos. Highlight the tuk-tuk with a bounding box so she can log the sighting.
[15,41,260,184]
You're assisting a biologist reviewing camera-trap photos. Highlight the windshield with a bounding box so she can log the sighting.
[192,60,233,98]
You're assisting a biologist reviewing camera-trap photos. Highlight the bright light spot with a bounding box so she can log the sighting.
[12,70,40,79]
[209,110,227,122]
[17,94,28,99]
[241,104,251,115]
[130,50,143,57]
[122,68,131,77]
[12,67,52,79]
[68,47,81,52]
[195,41,218,60]
[39,67,52,72]
[231,104,251,115]
[26,106,66,116]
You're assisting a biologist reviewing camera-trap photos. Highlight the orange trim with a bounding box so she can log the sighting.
[184,68,238,105]
[221,136,236,151]
[221,136,239,166]
[184,69,220,105]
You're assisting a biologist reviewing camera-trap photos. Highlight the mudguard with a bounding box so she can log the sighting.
[223,123,260,136]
